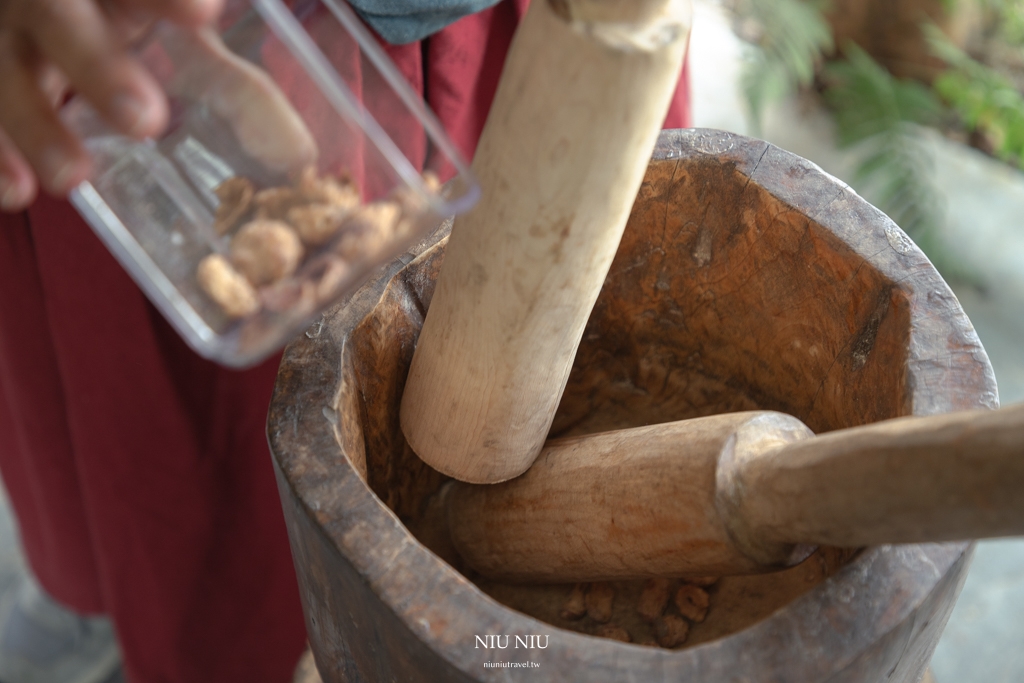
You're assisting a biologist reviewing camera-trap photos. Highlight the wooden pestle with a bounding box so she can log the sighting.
[446,404,1024,582]
[399,0,692,484]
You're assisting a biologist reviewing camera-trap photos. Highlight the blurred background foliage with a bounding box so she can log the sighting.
[725,0,1024,270]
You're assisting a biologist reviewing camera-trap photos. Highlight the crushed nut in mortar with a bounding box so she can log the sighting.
[674,584,710,623]
[585,583,615,624]
[636,578,672,623]
[655,615,689,648]
[595,625,631,643]
[197,254,260,318]
[559,584,587,621]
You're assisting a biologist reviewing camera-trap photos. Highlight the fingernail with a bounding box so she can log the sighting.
[111,93,155,138]
[40,147,78,194]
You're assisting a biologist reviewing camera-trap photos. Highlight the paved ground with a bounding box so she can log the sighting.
[690,2,1024,680]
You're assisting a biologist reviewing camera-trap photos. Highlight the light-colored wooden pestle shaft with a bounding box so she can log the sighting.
[399,0,692,484]
[447,404,1024,582]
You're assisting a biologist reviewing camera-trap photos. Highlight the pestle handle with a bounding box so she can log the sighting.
[721,402,1024,562]
[399,0,692,484]
[446,411,816,583]
[448,405,1024,583]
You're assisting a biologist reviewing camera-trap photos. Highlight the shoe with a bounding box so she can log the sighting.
[0,573,121,683]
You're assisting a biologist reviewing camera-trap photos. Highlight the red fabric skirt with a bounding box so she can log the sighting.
[0,3,690,680]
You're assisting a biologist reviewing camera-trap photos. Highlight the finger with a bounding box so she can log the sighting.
[0,35,91,196]
[0,128,38,212]
[37,60,69,108]
[18,0,168,140]
[104,0,223,30]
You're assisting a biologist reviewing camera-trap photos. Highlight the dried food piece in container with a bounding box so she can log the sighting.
[595,625,631,643]
[288,203,353,247]
[392,170,442,213]
[654,615,689,648]
[260,279,315,315]
[674,584,710,623]
[636,578,672,623]
[314,256,351,303]
[585,582,615,624]
[296,166,360,207]
[213,177,254,235]
[254,187,307,222]
[559,584,587,621]
[422,170,441,194]
[335,201,401,260]
[230,220,304,286]
[197,254,260,318]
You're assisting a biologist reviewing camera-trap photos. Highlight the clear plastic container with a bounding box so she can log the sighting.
[63,0,478,367]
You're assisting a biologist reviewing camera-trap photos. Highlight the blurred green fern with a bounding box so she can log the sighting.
[736,0,833,130]
[823,45,947,243]
[733,1,952,247]
[927,24,1024,166]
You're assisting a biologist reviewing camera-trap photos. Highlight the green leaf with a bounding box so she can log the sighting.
[737,0,833,127]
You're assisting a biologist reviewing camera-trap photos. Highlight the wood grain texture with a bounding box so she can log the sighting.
[399,0,691,483]
[447,411,816,581]
[269,129,997,682]
[451,402,1024,581]
[725,402,1024,551]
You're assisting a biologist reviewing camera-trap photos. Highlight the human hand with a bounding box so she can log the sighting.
[0,0,223,212]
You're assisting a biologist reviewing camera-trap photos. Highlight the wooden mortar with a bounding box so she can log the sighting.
[268,129,998,683]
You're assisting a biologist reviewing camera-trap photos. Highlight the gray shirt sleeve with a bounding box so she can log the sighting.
[347,0,504,44]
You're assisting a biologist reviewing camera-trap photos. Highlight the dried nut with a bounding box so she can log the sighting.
[636,578,672,623]
[253,187,306,221]
[259,280,299,313]
[230,220,304,286]
[684,576,719,587]
[314,256,350,303]
[296,166,360,207]
[585,583,615,624]
[674,584,710,623]
[595,625,631,643]
[342,200,401,239]
[655,615,689,648]
[288,203,355,247]
[213,177,254,235]
[422,170,441,194]
[335,228,388,262]
[334,202,401,262]
[559,584,587,621]
[197,254,260,318]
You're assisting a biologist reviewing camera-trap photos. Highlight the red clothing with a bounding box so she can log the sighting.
[0,2,690,681]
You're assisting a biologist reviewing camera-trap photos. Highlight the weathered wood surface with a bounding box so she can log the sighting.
[725,402,1024,551]
[269,129,998,682]
[448,411,816,582]
[400,0,691,484]
[450,402,1024,583]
